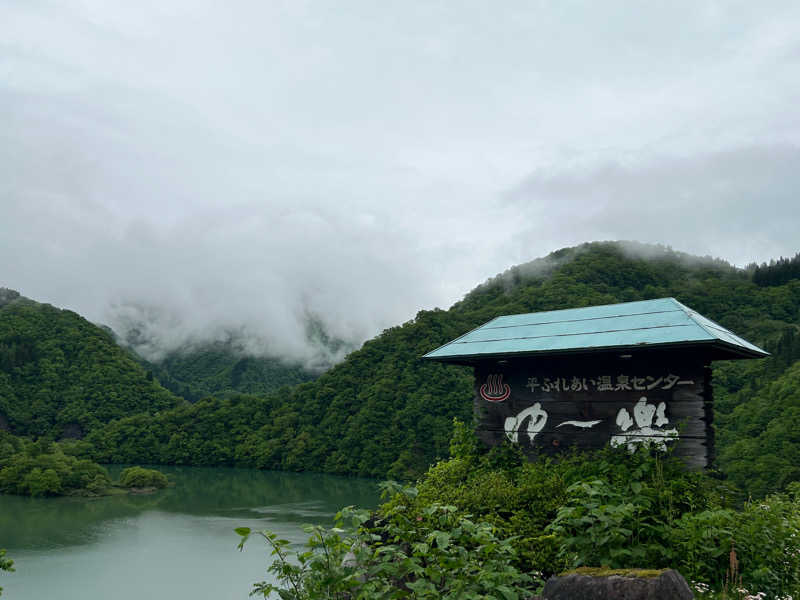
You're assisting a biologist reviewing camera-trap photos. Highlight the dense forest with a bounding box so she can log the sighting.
[0,289,182,439]
[2,241,799,497]
[751,252,800,287]
[136,342,317,403]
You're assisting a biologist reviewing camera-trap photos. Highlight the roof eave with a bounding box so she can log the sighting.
[423,338,769,365]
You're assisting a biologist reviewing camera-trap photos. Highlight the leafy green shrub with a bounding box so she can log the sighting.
[415,456,570,573]
[0,549,13,597]
[412,427,719,577]
[545,459,800,597]
[389,422,800,597]
[238,483,540,599]
[548,479,645,567]
[118,466,168,489]
[672,487,800,599]
[241,429,800,599]
[668,508,736,585]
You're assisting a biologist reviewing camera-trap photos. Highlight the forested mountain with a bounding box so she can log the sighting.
[752,252,800,287]
[136,342,317,403]
[85,242,800,494]
[0,290,183,438]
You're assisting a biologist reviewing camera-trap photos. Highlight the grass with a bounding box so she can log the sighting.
[560,567,668,579]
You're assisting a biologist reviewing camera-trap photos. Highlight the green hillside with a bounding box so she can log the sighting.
[141,342,317,403]
[715,356,800,497]
[86,242,800,495]
[0,289,183,439]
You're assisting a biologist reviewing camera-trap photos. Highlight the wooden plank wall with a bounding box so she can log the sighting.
[474,355,712,468]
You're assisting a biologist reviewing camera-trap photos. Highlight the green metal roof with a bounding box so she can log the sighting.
[423,298,768,363]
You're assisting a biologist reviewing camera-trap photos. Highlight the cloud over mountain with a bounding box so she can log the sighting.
[2,1,799,362]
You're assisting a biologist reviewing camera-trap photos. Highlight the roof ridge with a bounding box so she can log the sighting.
[489,297,676,320]
[483,308,683,331]
[451,322,696,344]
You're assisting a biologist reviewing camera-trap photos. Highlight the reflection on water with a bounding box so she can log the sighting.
[0,467,379,600]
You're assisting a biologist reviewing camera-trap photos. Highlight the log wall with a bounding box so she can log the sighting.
[474,354,712,468]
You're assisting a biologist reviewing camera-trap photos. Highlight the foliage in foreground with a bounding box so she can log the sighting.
[242,425,800,600]
[238,482,540,600]
[0,549,13,597]
[435,425,800,598]
[0,432,111,497]
[550,478,800,596]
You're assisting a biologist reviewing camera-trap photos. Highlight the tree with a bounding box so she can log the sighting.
[0,549,14,597]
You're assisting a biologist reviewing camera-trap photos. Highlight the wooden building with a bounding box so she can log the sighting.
[423,298,768,468]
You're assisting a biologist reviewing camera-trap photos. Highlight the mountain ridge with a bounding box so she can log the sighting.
[84,241,800,495]
[0,289,183,438]
[3,241,799,496]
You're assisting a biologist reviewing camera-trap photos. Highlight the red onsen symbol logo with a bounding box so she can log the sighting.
[480,374,511,403]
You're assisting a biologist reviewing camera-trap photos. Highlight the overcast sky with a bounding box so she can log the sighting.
[2,1,799,363]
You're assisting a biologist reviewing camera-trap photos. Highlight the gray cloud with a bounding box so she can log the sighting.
[506,145,800,266]
[2,1,799,365]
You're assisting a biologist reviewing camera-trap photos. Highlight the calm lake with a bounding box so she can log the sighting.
[0,466,379,599]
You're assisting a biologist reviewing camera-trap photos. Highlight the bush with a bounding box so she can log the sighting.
[546,462,800,598]
[118,466,168,489]
[238,482,541,599]
[671,487,800,599]
[405,428,799,596]
[0,549,13,597]
[412,432,719,576]
[242,423,800,599]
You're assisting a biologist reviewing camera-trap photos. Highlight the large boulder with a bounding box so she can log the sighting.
[541,568,693,600]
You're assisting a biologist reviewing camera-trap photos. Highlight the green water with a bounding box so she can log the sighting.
[0,466,379,599]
